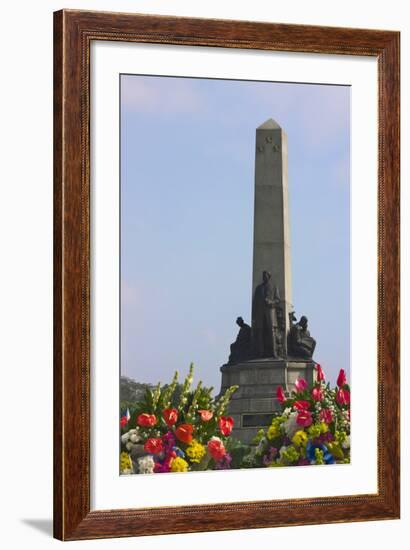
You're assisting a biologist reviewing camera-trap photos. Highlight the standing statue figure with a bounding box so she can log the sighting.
[228,317,252,364]
[288,315,316,359]
[252,271,282,358]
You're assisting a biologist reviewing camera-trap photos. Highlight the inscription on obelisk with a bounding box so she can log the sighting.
[251,119,293,352]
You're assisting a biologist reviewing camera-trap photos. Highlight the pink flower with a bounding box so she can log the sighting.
[315,364,325,382]
[336,388,350,406]
[276,385,286,404]
[198,410,213,422]
[311,386,324,401]
[319,408,333,424]
[337,369,347,387]
[293,400,310,411]
[296,410,313,427]
[294,378,308,393]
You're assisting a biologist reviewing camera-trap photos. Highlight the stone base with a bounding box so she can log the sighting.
[219,357,316,444]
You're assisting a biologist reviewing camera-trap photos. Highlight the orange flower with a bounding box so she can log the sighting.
[207,438,226,461]
[163,408,178,426]
[218,416,234,436]
[144,438,163,454]
[137,413,157,427]
[198,410,213,422]
[175,423,194,444]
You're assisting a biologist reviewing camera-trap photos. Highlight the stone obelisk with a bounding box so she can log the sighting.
[219,119,315,444]
[252,119,293,347]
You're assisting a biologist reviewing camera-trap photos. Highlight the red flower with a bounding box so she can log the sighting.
[337,369,347,387]
[175,423,194,444]
[137,413,157,427]
[207,438,227,461]
[198,409,213,422]
[163,408,178,426]
[319,408,333,424]
[336,388,350,406]
[218,416,234,436]
[311,386,324,401]
[294,378,308,392]
[315,364,325,382]
[120,416,128,428]
[276,385,286,404]
[144,437,163,454]
[296,410,313,427]
[293,400,310,411]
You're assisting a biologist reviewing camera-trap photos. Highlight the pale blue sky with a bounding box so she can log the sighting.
[120,74,350,390]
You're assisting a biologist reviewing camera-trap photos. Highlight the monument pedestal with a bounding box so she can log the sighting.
[220,358,315,444]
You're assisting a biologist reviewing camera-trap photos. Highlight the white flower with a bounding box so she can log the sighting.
[283,407,292,417]
[342,435,350,449]
[130,433,140,443]
[256,438,266,454]
[121,432,130,444]
[126,441,134,451]
[137,455,155,474]
[283,412,299,437]
[279,446,288,459]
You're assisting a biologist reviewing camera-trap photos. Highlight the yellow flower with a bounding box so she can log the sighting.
[267,420,281,440]
[308,422,328,438]
[314,448,324,465]
[120,452,132,473]
[170,457,189,472]
[335,430,347,444]
[185,440,206,463]
[292,430,308,448]
[326,441,344,460]
[319,422,328,433]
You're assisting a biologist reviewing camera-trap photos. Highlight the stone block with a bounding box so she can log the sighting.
[248,398,274,412]
[227,399,250,413]
[239,369,257,384]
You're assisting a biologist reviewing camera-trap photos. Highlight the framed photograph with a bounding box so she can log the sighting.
[54,9,400,540]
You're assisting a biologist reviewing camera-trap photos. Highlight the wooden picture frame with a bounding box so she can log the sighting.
[53,9,400,540]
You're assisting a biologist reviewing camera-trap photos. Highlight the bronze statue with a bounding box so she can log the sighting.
[252,271,281,358]
[288,315,316,359]
[228,317,252,364]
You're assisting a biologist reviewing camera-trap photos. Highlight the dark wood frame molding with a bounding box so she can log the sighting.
[54,9,400,540]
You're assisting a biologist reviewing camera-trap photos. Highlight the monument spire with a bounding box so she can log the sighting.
[252,118,293,353]
[219,120,316,444]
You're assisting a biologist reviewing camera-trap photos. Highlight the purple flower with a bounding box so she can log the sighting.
[215,453,232,470]
[313,432,334,446]
[162,431,176,450]
[263,446,278,465]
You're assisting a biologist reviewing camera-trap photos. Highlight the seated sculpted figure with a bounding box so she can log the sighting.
[229,317,252,364]
[288,315,316,359]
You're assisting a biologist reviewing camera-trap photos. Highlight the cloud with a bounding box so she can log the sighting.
[121,280,139,308]
[121,75,202,114]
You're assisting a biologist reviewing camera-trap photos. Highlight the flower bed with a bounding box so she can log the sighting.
[120,364,350,473]
[120,364,239,474]
[242,366,350,468]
